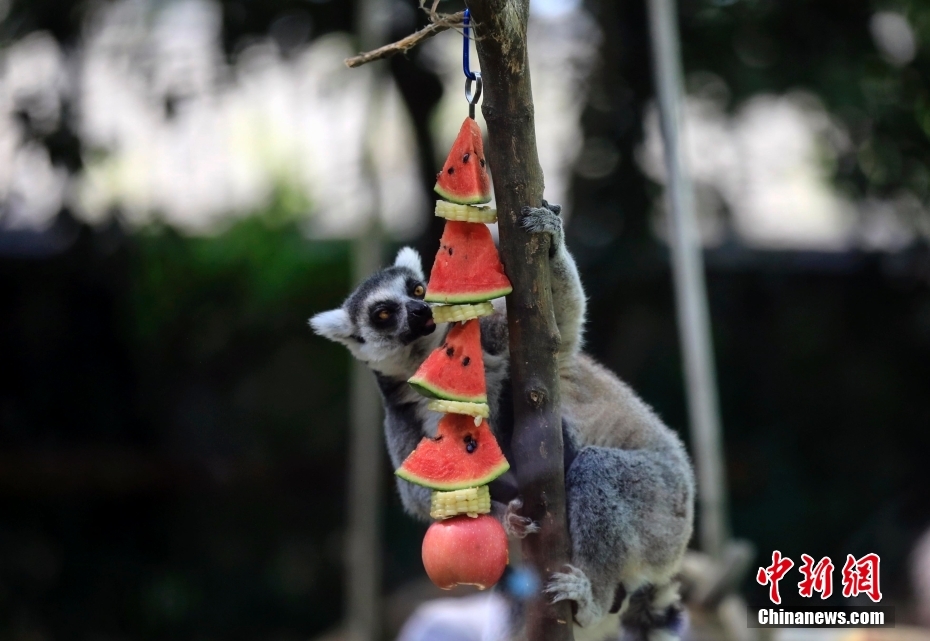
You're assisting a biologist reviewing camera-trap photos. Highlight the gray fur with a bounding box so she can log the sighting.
[373,373,437,521]
[521,201,587,360]
[311,209,695,639]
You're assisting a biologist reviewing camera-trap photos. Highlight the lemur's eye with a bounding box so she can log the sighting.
[370,302,398,325]
[413,285,425,297]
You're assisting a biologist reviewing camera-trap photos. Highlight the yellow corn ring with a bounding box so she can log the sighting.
[426,399,490,419]
[435,201,498,224]
[430,302,494,324]
[430,485,492,519]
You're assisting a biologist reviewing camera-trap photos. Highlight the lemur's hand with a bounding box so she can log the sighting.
[520,200,563,257]
[503,498,540,539]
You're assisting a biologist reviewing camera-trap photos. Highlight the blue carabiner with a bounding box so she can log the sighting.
[463,9,477,81]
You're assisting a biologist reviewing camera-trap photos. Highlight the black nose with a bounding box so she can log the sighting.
[407,301,432,319]
[406,301,435,336]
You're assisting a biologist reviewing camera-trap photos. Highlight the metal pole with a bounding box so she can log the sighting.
[346,226,383,641]
[646,0,729,560]
[345,0,389,639]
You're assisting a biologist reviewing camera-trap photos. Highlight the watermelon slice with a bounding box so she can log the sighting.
[396,414,510,490]
[409,319,487,403]
[424,222,512,304]
[435,118,492,205]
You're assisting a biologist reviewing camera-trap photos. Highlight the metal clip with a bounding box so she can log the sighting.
[465,73,482,120]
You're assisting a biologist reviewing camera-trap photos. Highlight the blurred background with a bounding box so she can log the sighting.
[1,0,929,639]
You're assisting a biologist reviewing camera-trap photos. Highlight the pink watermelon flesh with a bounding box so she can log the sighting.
[396,414,510,490]
[425,221,512,304]
[409,319,487,404]
[435,118,492,205]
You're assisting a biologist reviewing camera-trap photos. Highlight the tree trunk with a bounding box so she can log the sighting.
[466,2,575,640]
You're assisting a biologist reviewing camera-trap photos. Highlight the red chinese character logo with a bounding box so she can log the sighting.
[841,553,882,602]
[797,554,834,599]
[757,550,795,604]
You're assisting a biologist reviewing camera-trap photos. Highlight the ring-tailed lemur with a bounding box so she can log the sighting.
[311,202,695,640]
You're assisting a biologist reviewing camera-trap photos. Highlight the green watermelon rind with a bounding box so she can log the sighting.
[395,458,510,491]
[434,183,492,206]
[424,285,512,305]
[408,378,488,405]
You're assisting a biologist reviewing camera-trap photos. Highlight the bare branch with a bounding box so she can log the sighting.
[344,11,465,68]
[467,1,574,640]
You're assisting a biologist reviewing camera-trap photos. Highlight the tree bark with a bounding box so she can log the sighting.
[466,2,574,640]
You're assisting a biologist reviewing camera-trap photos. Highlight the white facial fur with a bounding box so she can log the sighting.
[309,308,352,341]
[393,247,424,280]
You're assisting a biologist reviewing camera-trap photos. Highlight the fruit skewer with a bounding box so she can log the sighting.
[394,116,513,590]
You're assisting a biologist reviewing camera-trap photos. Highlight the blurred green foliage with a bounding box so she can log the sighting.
[0,209,371,638]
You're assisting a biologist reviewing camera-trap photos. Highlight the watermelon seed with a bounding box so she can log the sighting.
[446,347,454,357]
[463,356,471,366]
[464,435,477,453]
[447,166,455,175]
[480,158,486,167]
[448,247,454,256]
[463,153,470,163]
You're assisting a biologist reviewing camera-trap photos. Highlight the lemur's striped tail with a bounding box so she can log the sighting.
[619,582,687,641]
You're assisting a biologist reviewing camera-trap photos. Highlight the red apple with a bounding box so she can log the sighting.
[422,514,509,590]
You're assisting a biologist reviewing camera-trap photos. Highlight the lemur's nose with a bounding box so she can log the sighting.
[407,301,432,319]
[406,301,435,336]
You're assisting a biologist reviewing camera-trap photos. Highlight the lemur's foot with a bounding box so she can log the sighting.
[545,564,603,628]
[503,498,540,538]
[520,200,563,256]
[621,582,685,637]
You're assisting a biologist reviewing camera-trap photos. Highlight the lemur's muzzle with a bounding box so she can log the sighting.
[406,301,435,337]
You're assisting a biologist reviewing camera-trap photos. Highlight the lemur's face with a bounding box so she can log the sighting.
[310,248,436,369]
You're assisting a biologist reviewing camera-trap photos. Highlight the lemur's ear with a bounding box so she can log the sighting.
[309,308,354,344]
[394,247,424,280]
